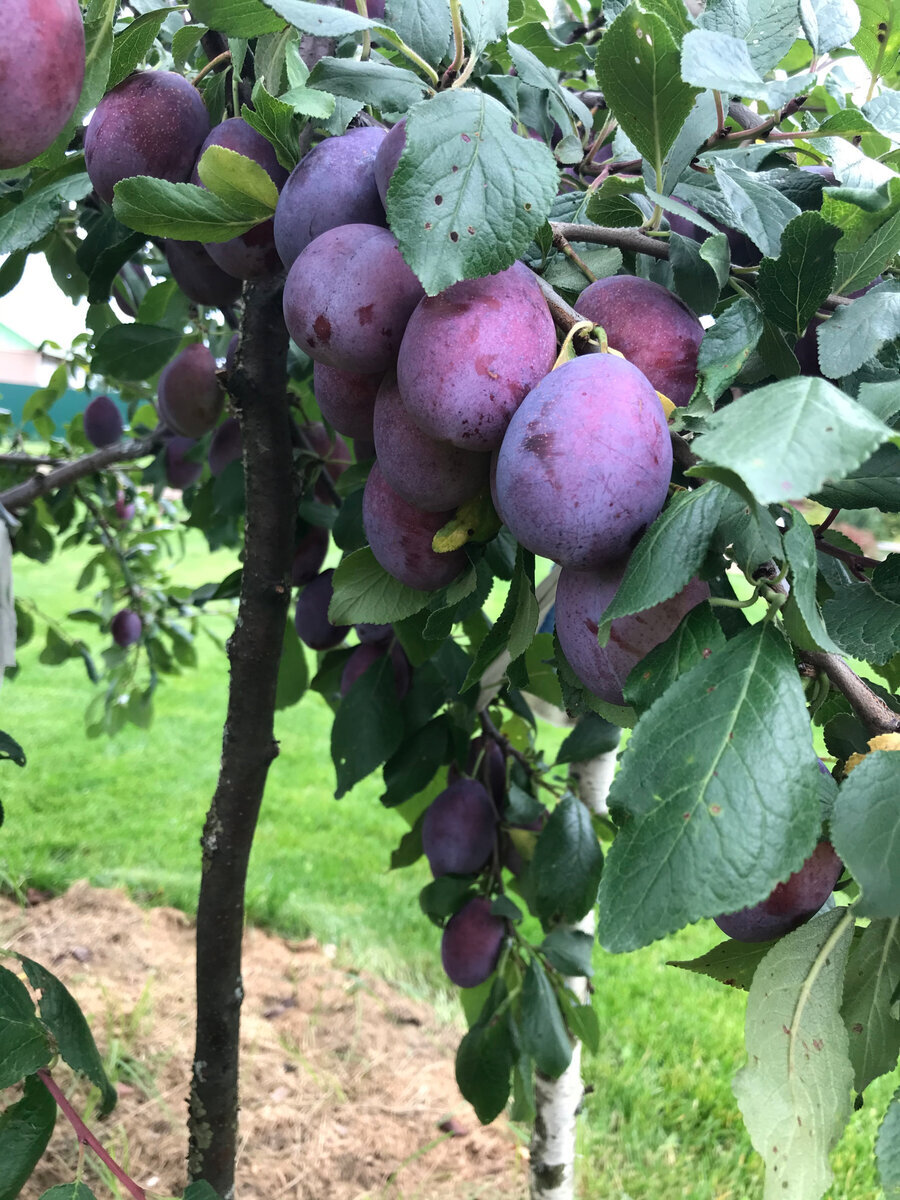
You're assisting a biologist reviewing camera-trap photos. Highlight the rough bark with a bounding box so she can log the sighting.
[187,275,293,1198]
[529,741,620,1200]
[0,433,161,512]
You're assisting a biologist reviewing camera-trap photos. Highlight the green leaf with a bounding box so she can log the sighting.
[595,4,700,176]
[540,928,595,977]
[834,204,900,296]
[733,909,855,1200]
[196,145,279,216]
[0,1073,56,1200]
[331,653,405,797]
[190,0,286,35]
[681,29,774,100]
[533,794,604,925]
[585,175,646,228]
[385,0,453,68]
[0,965,52,1090]
[669,232,727,315]
[597,626,822,953]
[688,377,893,506]
[242,83,304,172]
[182,1181,224,1200]
[623,603,725,711]
[38,1184,97,1200]
[112,177,268,243]
[668,938,775,991]
[799,0,861,54]
[0,173,92,255]
[692,296,764,407]
[841,918,900,1094]
[0,732,25,767]
[555,713,620,767]
[596,483,727,644]
[92,324,182,382]
[782,511,842,654]
[329,548,433,624]
[462,547,537,692]
[878,1090,900,1199]
[757,213,841,341]
[460,0,508,54]
[18,956,117,1115]
[455,1009,514,1123]
[274,619,308,710]
[853,0,900,79]
[699,0,801,71]
[863,92,900,141]
[107,9,169,90]
[561,996,600,1053]
[387,90,558,296]
[263,0,388,34]
[381,715,448,807]
[831,751,900,918]
[520,960,572,1077]
[817,281,900,378]
[714,165,801,259]
[307,57,430,113]
[813,442,900,512]
[822,582,900,665]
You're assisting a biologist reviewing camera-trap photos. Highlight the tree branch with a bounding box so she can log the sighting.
[550,222,670,260]
[187,275,294,1199]
[0,434,162,512]
[802,651,900,736]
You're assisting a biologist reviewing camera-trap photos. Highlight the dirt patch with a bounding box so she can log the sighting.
[0,882,527,1200]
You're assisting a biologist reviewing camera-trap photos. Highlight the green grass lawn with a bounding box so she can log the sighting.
[1,536,893,1199]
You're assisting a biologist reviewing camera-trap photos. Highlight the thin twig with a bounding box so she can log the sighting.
[0,433,162,512]
[0,452,67,467]
[802,651,900,736]
[550,222,670,260]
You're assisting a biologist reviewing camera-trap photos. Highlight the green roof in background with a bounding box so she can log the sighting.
[0,323,37,352]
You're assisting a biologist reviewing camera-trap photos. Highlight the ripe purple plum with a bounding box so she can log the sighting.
[114,492,135,523]
[111,608,142,648]
[668,206,759,269]
[340,641,411,699]
[208,418,242,476]
[0,0,85,169]
[193,118,288,280]
[313,363,383,441]
[448,735,507,809]
[714,841,842,942]
[164,240,242,309]
[356,622,392,644]
[363,463,467,591]
[355,438,376,461]
[441,897,506,988]
[342,0,385,14]
[283,224,425,373]
[373,374,490,511]
[291,525,330,586]
[555,562,710,705]
[397,261,557,451]
[85,71,210,204]
[302,422,352,503]
[83,396,123,448]
[496,355,672,569]
[164,436,203,489]
[294,569,349,651]
[158,344,224,438]
[274,128,386,270]
[373,119,406,206]
[576,276,703,407]
[422,779,497,877]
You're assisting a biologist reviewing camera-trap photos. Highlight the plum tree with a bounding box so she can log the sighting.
[373,373,490,511]
[283,224,425,372]
[85,71,210,204]
[274,127,386,269]
[83,396,123,448]
[0,0,85,169]
[496,355,672,567]
[422,779,497,876]
[164,240,243,309]
[575,277,704,406]
[294,569,349,651]
[158,344,224,439]
[714,842,843,942]
[441,897,506,988]
[397,261,558,450]
[110,609,142,648]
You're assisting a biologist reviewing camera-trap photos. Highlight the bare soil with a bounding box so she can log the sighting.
[0,882,527,1200]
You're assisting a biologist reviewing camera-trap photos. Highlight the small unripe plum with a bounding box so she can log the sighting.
[158,344,224,438]
[84,396,123,448]
[283,224,424,373]
[714,841,843,942]
[575,276,703,407]
[274,128,387,269]
[208,418,241,476]
[422,780,497,877]
[362,462,467,591]
[85,71,210,204]
[164,240,242,308]
[111,608,142,648]
[496,355,672,569]
[193,118,288,280]
[441,897,506,988]
[164,436,203,490]
[373,119,406,206]
[294,569,349,651]
[397,261,558,451]
[313,362,383,441]
[555,562,709,706]
[291,525,330,586]
[340,641,411,698]
[0,0,85,169]
[373,374,490,511]
[114,492,135,523]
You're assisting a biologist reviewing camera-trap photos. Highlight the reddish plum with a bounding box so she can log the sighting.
[313,363,383,441]
[714,842,842,942]
[158,344,224,438]
[164,436,203,489]
[83,396,123,448]
[373,119,406,206]
[164,240,242,309]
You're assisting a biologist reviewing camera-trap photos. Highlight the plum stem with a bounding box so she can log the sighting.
[447,0,466,79]
[550,230,597,283]
[193,51,231,88]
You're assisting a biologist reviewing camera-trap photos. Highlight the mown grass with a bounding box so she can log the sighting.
[2,537,894,1199]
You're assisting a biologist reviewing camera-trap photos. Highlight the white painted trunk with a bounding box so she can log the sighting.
[529,743,619,1200]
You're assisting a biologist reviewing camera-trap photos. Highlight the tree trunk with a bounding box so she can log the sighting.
[187,276,293,1198]
[529,740,620,1200]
